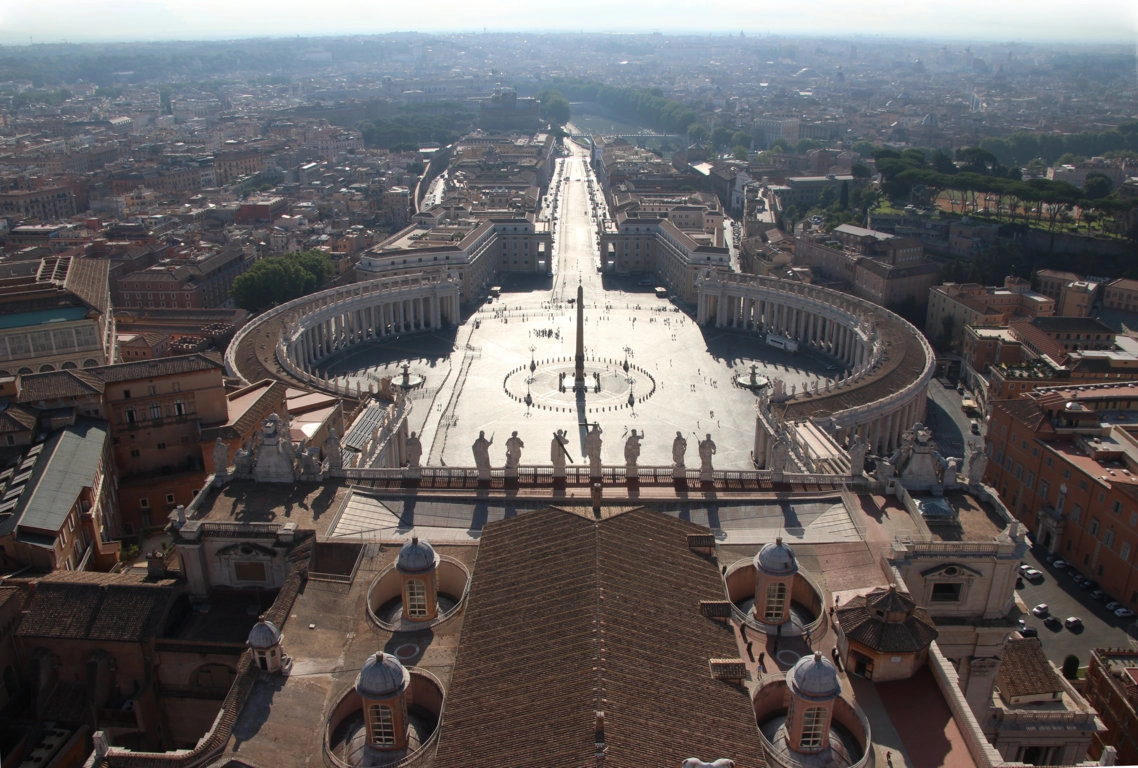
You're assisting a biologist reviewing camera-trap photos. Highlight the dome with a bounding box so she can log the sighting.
[247,619,282,650]
[356,652,410,699]
[754,537,798,576]
[788,652,841,702]
[397,535,438,574]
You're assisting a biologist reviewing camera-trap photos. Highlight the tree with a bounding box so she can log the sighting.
[231,250,333,313]
[733,145,750,162]
[538,90,571,127]
[1062,654,1080,680]
[687,122,708,146]
[1082,171,1114,200]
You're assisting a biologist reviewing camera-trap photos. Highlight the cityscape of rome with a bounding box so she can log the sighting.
[2,3,1138,767]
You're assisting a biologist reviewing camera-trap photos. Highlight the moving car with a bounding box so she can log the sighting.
[1022,568,1044,582]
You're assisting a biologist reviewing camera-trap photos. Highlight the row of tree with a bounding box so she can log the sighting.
[874,147,1136,234]
[231,250,334,314]
[979,121,1138,167]
[356,103,474,151]
[536,79,697,134]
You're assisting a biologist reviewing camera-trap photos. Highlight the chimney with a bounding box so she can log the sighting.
[146,550,167,579]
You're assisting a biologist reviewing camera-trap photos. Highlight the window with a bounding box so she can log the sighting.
[1040,481,1049,501]
[368,704,396,745]
[166,493,176,505]
[1104,529,1115,547]
[140,498,149,509]
[123,389,131,399]
[1113,500,1123,515]
[764,582,788,621]
[931,583,962,602]
[1123,542,1132,561]
[130,449,140,458]
[406,579,428,618]
[1089,519,1099,536]
[174,401,185,416]
[125,407,136,424]
[799,706,827,750]
[1071,505,1082,523]
[150,404,162,420]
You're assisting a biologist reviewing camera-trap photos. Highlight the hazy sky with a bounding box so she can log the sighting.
[1,0,1135,45]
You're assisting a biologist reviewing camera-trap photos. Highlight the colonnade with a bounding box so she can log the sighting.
[696,271,935,456]
[699,289,871,371]
[291,290,459,368]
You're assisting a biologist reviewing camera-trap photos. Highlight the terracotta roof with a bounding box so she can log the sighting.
[16,369,105,403]
[433,507,766,768]
[63,256,110,314]
[0,403,38,433]
[998,637,1064,701]
[836,586,938,654]
[16,574,179,642]
[92,352,223,383]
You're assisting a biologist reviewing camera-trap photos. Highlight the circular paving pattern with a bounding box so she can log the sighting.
[502,357,657,414]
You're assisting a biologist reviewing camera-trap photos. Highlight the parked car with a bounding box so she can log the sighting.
[1019,627,1039,638]
[1064,617,1084,631]
[1091,589,1110,602]
[1106,601,1121,611]
[1023,568,1044,582]
[1044,616,1062,630]
[1052,559,1068,571]
[1018,563,1031,576]
[1032,603,1049,617]
[1115,607,1136,620]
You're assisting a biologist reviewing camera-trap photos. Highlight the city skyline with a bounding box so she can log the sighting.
[1,0,1135,45]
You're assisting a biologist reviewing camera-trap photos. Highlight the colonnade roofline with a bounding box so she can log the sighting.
[695,270,935,454]
[225,272,461,386]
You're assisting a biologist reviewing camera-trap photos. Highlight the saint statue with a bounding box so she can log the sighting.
[505,431,525,468]
[472,431,494,472]
[624,429,643,467]
[406,431,423,468]
[672,431,687,468]
[698,433,717,472]
[585,423,604,473]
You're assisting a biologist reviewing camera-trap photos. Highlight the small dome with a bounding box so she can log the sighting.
[788,652,841,702]
[754,537,798,576]
[356,652,410,699]
[397,535,438,574]
[247,619,282,649]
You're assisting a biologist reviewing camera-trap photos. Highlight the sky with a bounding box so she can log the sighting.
[0,0,1135,45]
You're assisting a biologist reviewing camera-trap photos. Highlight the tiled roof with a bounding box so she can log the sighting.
[16,369,105,403]
[836,586,938,654]
[0,403,38,433]
[433,507,766,768]
[16,574,178,642]
[998,637,1064,701]
[92,351,223,383]
[63,256,110,314]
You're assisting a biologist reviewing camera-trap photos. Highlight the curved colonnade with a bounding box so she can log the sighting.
[228,268,933,462]
[696,271,934,455]
[225,273,461,390]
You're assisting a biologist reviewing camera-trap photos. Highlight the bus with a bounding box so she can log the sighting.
[765,333,799,353]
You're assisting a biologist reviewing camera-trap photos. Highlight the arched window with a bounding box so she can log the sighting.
[368,703,395,745]
[406,579,427,618]
[800,706,827,750]
[39,364,54,373]
[764,582,787,621]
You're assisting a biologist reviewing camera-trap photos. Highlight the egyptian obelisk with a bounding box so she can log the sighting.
[574,283,586,390]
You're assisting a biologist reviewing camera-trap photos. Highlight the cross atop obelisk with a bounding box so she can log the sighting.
[574,282,586,390]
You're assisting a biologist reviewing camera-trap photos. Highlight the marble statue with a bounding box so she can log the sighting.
[406,431,423,468]
[585,423,603,474]
[849,433,870,476]
[505,431,524,468]
[698,433,716,473]
[234,445,253,479]
[551,429,570,474]
[682,760,735,768]
[213,437,229,475]
[624,429,643,467]
[672,431,687,468]
[966,437,988,485]
[472,431,494,474]
[324,428,342,471]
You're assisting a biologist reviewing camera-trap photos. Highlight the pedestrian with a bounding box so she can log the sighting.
[758,652,765,671]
